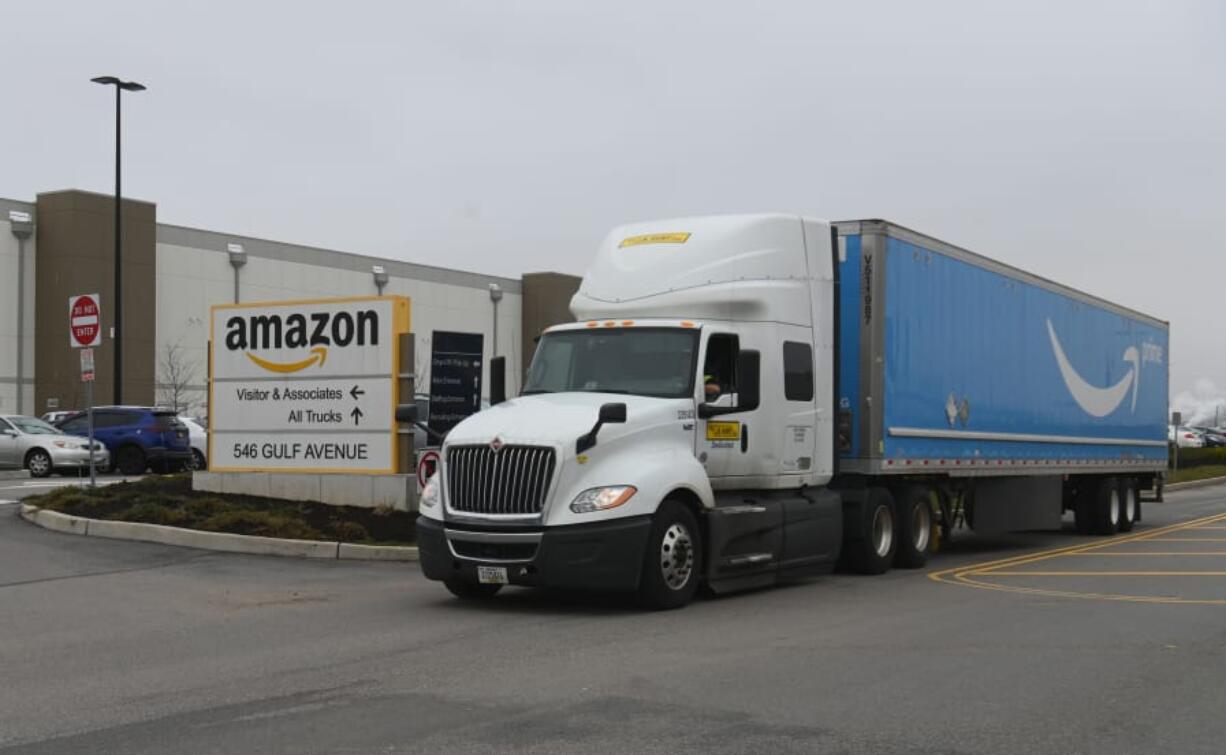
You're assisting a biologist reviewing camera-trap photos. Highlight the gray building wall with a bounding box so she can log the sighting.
[2,189,579,420]
[0,198,37,415]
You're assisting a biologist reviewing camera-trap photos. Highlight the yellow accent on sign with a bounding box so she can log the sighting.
[245,346,328,374]
[619,232,691,248]
[706,421,741,441]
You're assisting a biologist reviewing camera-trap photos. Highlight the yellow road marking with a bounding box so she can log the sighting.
[927,511,1226,605]
[1065,552,1226,556]
[974,571,1226,577]
[940,512,1226,576]
[1192,526,1226,530]
[1143,538,1226,543]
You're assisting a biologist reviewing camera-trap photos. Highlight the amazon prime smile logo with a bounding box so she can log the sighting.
[1046,319,1162,418]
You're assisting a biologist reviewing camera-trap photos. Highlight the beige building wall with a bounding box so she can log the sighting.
[34,190,157,414]
[520,272,582,380]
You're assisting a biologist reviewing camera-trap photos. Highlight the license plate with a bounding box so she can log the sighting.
[477,565,508,585]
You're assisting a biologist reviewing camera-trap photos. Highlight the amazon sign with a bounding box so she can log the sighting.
[208,296,411,474]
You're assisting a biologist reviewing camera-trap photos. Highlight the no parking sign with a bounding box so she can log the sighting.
[418,449,441,489]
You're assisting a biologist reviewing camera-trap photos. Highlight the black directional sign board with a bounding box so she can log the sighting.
[428,331,484,438]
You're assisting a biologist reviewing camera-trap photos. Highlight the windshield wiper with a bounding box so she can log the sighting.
[521,389,553,395]
[583,388,631,395]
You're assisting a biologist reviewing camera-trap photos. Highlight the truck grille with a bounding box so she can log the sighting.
[445,445,556,515]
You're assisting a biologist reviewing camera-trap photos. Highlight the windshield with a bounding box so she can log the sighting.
[9,416,61,435]
[524,327,699,399]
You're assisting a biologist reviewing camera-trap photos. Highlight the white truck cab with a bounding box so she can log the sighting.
[416,214,845,608]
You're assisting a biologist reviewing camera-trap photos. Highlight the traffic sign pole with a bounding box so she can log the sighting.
[81,347,97,487]
[87,379,96,488]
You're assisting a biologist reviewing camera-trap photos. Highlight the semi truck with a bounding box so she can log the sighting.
[413,215,1169,608]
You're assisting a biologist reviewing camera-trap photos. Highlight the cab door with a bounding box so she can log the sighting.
[698,331,768,486]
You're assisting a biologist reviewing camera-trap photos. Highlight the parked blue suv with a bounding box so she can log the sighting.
[57,407,193,475]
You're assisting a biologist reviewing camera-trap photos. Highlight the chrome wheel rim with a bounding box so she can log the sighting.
[1109,489,1120,526]
[1124,487,1136,523]
[660,522,695,591]
[872,505,894,558]
[28,453,49,476]
[912,502,931,552]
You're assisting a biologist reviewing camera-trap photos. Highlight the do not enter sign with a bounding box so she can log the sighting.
[69,294,102,348]
[418,449,441,489]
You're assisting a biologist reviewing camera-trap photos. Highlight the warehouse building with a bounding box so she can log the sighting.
[0,189,580,417]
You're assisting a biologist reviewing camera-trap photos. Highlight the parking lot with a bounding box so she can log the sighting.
[2,483,1226,755]
[934,507,1226,605]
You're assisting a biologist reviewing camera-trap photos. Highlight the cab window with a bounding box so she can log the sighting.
[783,341,814,401]
[703,334,739,403]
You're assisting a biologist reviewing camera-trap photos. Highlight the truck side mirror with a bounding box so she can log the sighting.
[576,402,627,455]
[394,404,418,423]
[735,349,760,412]
[598,402,626,424]
[489,356,506,406]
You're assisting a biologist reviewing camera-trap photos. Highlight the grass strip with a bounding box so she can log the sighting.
[1169,465,1226,485]
[26,474,415,545]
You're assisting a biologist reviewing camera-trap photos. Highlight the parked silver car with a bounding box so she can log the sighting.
[179,416,208,470]
[0,415,109,478]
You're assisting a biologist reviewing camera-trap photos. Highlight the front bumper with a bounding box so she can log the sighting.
[48,447,110,469]
[417,515,653,592]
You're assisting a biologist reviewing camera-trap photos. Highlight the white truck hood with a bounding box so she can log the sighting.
[444,392,689,453]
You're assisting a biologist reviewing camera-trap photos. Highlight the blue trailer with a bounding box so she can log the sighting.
[833,219,1167,541]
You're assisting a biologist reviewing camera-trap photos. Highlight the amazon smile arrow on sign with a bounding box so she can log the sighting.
[209,296,411,473]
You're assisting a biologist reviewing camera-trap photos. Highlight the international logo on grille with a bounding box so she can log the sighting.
[490,436,504,453]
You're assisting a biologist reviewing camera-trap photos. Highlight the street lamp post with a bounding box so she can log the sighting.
[488,283,503,357]
[91,75,146,405]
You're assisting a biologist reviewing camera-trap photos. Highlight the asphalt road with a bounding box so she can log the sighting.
[2,485,1225,755]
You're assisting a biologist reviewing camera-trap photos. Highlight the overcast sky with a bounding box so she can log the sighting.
[2,1,1224,416]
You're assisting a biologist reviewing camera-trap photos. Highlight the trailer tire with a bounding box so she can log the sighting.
[444,580,503,600]
[1092,478,1121,535]
[844,488,897,575]
[893,486,933,569]
[638,501,701,610]
[1117,479,1137,533]
[1072,481,1095,536]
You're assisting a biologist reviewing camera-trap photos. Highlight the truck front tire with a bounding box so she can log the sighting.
[638,501,701,610]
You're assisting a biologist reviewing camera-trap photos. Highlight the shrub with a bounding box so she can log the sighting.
[196,510,321,541]
[1172,446,1226,469]
[332,521,371,542]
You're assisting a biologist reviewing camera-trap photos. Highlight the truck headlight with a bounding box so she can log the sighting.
[569,486,636,514]
[420,474,440,508]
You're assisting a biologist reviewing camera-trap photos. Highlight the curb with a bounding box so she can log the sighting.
[18,505,418,562]
[1165,476,1226,492]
